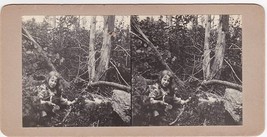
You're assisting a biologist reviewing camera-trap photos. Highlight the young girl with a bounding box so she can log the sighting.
[36,71,77,121]
[147,70,191,125]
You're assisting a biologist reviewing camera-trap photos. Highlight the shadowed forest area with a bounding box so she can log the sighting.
[22,16,131,127]
[22,15,242,127]
[131,15,242,126]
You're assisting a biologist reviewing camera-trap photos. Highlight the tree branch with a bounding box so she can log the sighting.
[88,81,131,92]
[201,79,242,91]
[110,60,130,87]
[224,59,242,84]
[131,18,185,90]
[114,44,131,57]
[22,27,70,86]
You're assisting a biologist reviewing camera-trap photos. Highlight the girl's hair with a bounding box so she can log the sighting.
[46,71,62,96]
[158,70,175,96]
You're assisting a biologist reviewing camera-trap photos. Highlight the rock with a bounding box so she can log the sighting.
[223,88,242,123]
[111,90,131,123]
[198,91,222,105]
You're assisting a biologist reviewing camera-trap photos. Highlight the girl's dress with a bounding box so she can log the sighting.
[36,84,70,116]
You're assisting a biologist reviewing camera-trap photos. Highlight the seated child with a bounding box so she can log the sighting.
[36,71,77,119]
[147,70,191,124]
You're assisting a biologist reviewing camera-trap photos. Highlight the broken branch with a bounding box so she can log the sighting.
[88,81,131,92]
[201,79,242,91]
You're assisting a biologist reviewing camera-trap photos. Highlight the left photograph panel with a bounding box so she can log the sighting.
[22,16,131,127]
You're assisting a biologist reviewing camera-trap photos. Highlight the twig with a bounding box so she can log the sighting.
[70,47,88,54]
[115,44,131,57]
[130,31,147,43]
[229,43,242,51]
[55,107,73,126]
[191,55,196,76]
[74,56,81,82]
[169,105,185,126]
[61,107,72,123]
[110,61,130,86]
[224,59,242,84]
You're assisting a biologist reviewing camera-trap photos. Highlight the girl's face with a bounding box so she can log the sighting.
[48,76,58,88]
[161,75,170,88]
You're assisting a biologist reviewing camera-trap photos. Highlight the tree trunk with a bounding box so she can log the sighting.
[88,16,96,82]
[209,15,229,79]
[203,15,211,80]
[166,15,173,26]
[53,16,57,28]
[95,16,115,81]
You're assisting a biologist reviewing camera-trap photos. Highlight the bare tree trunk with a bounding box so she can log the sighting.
[52,16,56,28]
[203,15,211,80]
[194,15,198,26]
[209,15,229,79]
[95,16,115,81]
[88,16,96,82]
[166,15,173,26]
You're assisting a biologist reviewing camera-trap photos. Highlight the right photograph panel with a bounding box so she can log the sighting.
[131,15,242,126]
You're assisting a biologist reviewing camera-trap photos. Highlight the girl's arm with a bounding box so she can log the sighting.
[37,87,56,106]
[180,97,191,104]
[150,97,168,105]
[60,97,77,105]
[173,96,191,104]
[40,99,56,106]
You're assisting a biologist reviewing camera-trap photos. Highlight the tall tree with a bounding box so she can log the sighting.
[88,16,96,82]
[209,15,229,79]
[166,15,173,26]
[203,15,211,80]
[95,15,115,81]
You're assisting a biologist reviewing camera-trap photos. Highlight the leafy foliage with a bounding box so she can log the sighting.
[131,15,242,126]
[22,16,130,127]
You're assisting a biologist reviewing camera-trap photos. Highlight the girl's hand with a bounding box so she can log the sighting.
[68,98,78,105]
[159,101,169,106]
[47,101,56,106]
[188,97,192,101]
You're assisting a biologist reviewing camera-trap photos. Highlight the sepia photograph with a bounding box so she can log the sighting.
[22,15,131,127]
[1,4,264,136]
[131,15,242,126]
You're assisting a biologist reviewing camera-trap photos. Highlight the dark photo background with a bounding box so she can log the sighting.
[22,16,131,127]
[21,14,242,127]
[131,15,242,126]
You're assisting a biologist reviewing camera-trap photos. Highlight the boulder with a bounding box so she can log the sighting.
[223,88,242,123]
[111,90,131,123]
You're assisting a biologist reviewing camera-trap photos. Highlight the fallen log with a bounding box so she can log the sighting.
[88,81,131,92]
[201,79,242,91]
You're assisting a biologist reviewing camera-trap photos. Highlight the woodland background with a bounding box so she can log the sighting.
[22,16,131,127]
[22,15,242,127]
[131,15,242,126]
